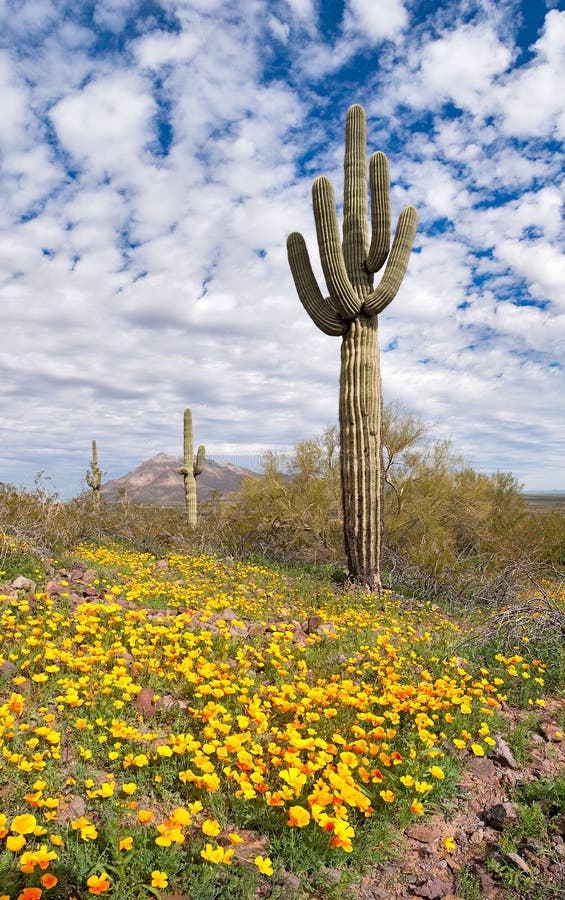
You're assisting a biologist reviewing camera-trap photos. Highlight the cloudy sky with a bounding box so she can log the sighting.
[0,0,563,497]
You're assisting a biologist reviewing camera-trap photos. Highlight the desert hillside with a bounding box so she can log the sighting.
[100,452,256,505]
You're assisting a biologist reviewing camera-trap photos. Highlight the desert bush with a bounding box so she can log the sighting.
[212,430,343,566]
[0,476,86,576]
[0,476,208,575]
[379,405,564,605]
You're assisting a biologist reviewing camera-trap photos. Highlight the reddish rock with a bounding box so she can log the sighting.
[303,615,322,634]
[467,757,498,779]
[0,660,17,678]
[405,824,443,844]
[410,877,454,899]
[492,733,520,769]
[539,721,564,742]
[44,580,64,596]
[292,625,309,645]
[135,686,156,719]
[505,851,531,875]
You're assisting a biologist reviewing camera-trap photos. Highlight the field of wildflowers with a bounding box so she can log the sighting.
[0,543,559,899]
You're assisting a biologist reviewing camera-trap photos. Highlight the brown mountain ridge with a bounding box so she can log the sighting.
[100,453,256,506]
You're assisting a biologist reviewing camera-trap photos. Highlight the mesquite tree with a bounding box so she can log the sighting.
[85,439,102,510]
[287,104,417,590]
[178,407,205,526]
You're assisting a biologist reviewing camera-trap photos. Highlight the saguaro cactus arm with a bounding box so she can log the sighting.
[312,176,362,319]
[367,151,391,273]
[364,205,418,315]
[286,233,345,336]
[194,445,205,477]
[342,103,369,285]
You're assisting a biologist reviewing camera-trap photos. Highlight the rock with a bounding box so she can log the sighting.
[278,870,301,892]
[156,694,180,711]
[216,608,239,622]
[539,721,564,742]
[405,824,443,843]
[469,828,484,845]
[44,579,64,596]
[521,836,546,855]
[467,757,498,779]
[492,733,520,769]
[155,560,169,569]
[482,801,518,830]
[135,686,156,719]
[57,794,86,823]
[410,877,454,898]
[247,623,267,637]
[11,575,36,591]
[319,866,341,885]
[114,651,134,666]
[303,615,322,634]
[499,770,518,789]
[466,799,482,815]
[0,660,17,678]
[471,864,498,899]
[505,851,532,875]
[292,625,309,645]
[81,568,99,583]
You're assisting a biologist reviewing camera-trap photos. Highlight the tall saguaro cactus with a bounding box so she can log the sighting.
[85,439,102,510]
[178,408,205,526]
[287,104,417,591]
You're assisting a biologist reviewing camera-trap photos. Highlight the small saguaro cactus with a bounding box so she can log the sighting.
[178,408,205,526]
[287,104,417,591]
[85,439,102,510]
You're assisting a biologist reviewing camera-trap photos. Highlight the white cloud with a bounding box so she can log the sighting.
[495,239,565,309]
[134,29,201,68]
[344,0,408,42]
[268,15,290,43]
[415,23,512,113]
[284,0,316,23]
[496,9,565,138]
[49,72,156,178]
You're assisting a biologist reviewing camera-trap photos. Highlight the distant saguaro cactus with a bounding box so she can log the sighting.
[287,104,417,591]
[178,408,205,526]
[85,439,102,510]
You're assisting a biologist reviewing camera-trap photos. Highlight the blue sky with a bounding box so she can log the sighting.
[0,0,563,496]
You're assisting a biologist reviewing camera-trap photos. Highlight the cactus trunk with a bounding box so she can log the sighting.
[287,104,417,591]
[178,408,205,527]
[340,316,384,591]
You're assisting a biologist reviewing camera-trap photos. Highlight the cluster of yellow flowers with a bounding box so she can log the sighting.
[0,544,550,897]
